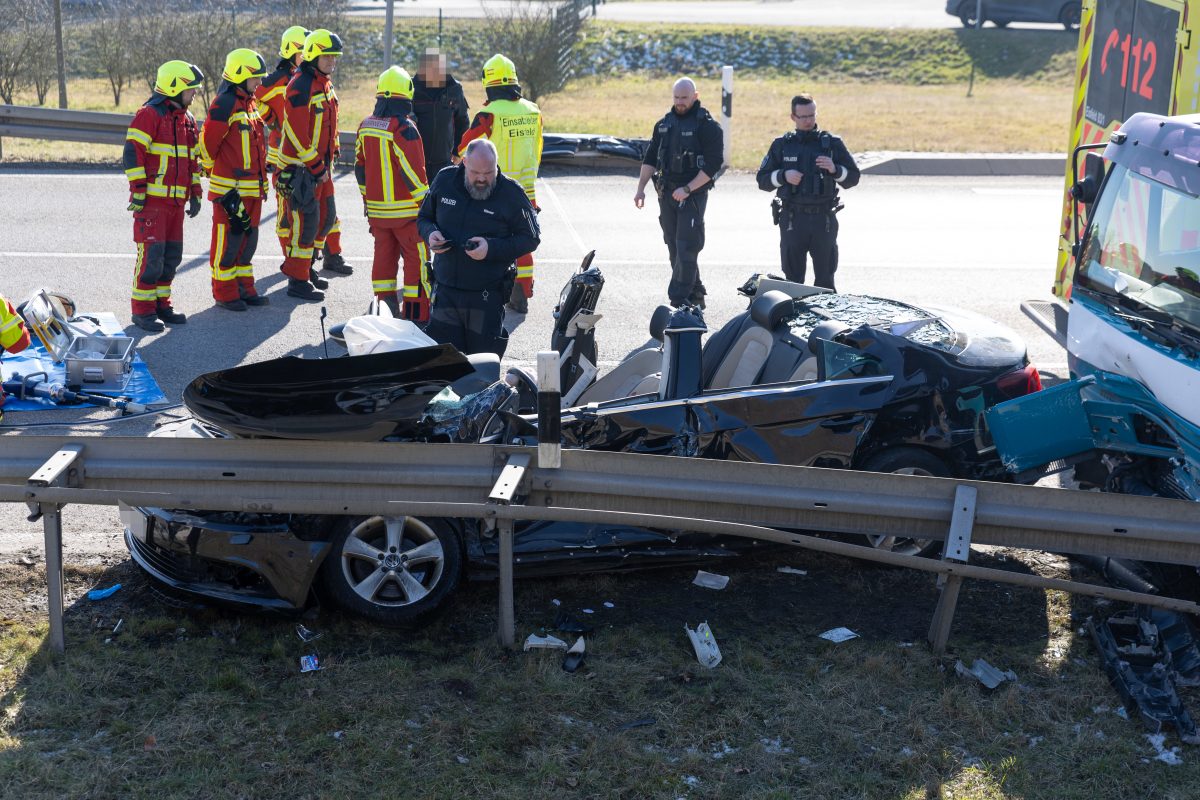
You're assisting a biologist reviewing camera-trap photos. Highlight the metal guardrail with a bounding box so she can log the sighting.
[3,434,1200,655]
[0,104,647,167]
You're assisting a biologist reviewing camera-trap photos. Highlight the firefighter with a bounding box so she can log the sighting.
[254,25,308,262]
[455,54,542,314]
[123,60,204,332]
[633,77,724,310]
[355,66,431,321]
[756,94,860,291]
[200,48,270,311]
[411,47,469,178]
[417,138,540,357]
[0,293,32,422]
[278,28,346,302]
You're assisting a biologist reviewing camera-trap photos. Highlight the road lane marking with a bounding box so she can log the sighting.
[537,179,589,256]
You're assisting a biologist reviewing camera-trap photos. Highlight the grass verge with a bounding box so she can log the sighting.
[0,547,1196,799]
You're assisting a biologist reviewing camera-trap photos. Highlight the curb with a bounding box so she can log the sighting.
[860,152,1066,177]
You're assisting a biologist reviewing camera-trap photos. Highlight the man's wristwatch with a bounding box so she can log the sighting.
[682,186,691,196]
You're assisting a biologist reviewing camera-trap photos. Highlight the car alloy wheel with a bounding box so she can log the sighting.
[861,448,950,557]
[320,515,463,625]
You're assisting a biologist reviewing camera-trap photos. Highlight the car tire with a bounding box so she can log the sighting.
[958,1,984,27]
[860,448,950,557]
[1059,3,1081,29]
[319,515,463,626]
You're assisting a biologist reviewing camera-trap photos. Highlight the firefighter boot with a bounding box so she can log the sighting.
[505,282,528,314]
[157,306,188,325]
[240,287,269,307]
[309,266,329,290]
[322,249,353,275]
[131,314,165,333]
[287,278,325,301]
[217,299,248,312]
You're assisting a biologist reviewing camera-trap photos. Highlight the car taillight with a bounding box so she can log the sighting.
[995,365,1042,399]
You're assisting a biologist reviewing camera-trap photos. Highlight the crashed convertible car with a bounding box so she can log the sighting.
[123,266,1041,625]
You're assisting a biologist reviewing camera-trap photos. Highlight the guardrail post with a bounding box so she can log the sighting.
[537,351,562,469]
[26,444,84,655]
[927,484,977,655]
[490,453,531,649]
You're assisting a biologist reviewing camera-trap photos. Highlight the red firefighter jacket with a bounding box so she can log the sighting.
[123,94,203,204]
[199,85,268,200]
[253,61,294,168]
[280,63,339,179]
[1,294,30,355]
[354,105,429,223]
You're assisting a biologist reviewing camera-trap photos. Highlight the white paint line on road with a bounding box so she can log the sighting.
[537,179,589,257]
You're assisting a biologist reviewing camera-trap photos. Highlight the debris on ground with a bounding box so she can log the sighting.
[955,658,1019,690]
[555,612,594,635]
[562,636,586,673]
[295,624,323,643]
[776,566,808,576]
[818,627,860,644]
[299,654,321,673]
[1089,606,1200,744]
[685,621,722,668]
[86,584,121,601]
[524,632,568,652]
[693,570,730,590]
[1146,733,1185,764]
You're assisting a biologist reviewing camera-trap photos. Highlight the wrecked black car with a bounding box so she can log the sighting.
[123,265,1041,626]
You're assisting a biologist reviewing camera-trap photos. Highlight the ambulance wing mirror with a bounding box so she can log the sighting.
[1071,152,1105,206]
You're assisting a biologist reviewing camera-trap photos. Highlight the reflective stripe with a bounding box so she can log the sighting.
[146,184,190,199]
[235,265,255,278]
[516,264,534,279]
[147,143,192,157]
[156,286,172,299]
[208,175,265,196]
[125,166,148,181]
[417,240,430,298]
[374,279,399,293]
[126,128,152,147]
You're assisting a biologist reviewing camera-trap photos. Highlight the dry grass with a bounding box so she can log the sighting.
[1,73,1072,169]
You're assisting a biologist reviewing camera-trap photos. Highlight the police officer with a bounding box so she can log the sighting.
[417,138,540,357]
[634,77,723,309]
[757,94,860,291]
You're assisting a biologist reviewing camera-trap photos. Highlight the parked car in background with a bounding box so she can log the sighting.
[946,0,1082,28]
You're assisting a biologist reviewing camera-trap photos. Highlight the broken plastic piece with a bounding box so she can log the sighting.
[777,566,808,576]
[555,611,594,634]
[562,636,586,673]
[296,623,323,643]
[86,583,122,601]
[300,654,321,673]
[524,632,568,652]
[693,570,730,590]
[818,627,860,643]
[685,622,722,668]
[955,658,1018,690]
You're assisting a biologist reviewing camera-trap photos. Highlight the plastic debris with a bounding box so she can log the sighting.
[111,618,123,634]
[1146,733,1184,765]
[524,632,569,652]
[555,612,594,634]
[603,601,615,608]
[685,622,722,668]
[562,636,586,673]
[818,627,860,643]
[693,570,730,590]
[86,584,122,601]
[295,623,323,643]
[955,658,1018,690]
[777,566,808,576]
[331,731,345,740]
[551,599,562,607]
[582,608,595,614]
[299,654,321,673]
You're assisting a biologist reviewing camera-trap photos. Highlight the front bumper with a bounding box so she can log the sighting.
[121,504,332,611]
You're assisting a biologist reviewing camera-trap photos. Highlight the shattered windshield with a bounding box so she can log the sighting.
[786,294,958,352]
[1078,165,1200,331]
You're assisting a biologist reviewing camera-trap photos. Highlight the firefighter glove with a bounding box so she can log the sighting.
[187,196,202,218]
[127,193,146,213]
[219,189,252,234]
[277,169,295,200]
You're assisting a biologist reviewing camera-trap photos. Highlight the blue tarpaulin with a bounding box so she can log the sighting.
[0,312,168,411]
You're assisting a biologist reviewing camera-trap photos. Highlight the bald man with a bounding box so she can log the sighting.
[634,77,724,310]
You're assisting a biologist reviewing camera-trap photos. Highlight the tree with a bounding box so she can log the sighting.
[26,1,58,105]
[90,0,136,105]
[0,0,39,103]
[481,0,587,102]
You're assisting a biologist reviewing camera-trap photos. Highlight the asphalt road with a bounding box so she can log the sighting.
[349,0,997,29]
[0,167,1068,556]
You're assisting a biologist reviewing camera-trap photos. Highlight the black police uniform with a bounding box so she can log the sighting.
[642,100,724,307]
[756,128,860,291]
[417,164,540,357]
[411,73,470,177]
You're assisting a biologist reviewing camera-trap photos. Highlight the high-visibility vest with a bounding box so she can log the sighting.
[479,98,542,201]
[1,294,31,354]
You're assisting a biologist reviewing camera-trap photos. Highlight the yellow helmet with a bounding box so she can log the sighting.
[222,49,267,84]
[155,60,204,97]
[376,66,414,99]
[303,29,344,62]
[280,25,310,59]
[482,53,518,88]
